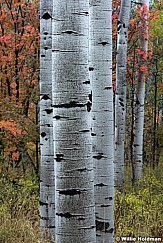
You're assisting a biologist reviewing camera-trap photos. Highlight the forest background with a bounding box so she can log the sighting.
[0,0,163,242]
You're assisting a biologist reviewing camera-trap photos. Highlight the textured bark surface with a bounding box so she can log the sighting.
[114,0,131,190]
[52,0,96,242]
[40,0,55,241]
[133,0,149,181]
[89,0,114,242]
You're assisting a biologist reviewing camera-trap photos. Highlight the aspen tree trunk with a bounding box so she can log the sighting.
[114,0,131,190]
[40,1,55,241]
[89,0,114,242]
[152,71,157,168]
[52,0,96,242]
[133,0,149,181]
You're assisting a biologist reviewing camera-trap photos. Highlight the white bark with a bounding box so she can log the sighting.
[40,0,55,241]
[114,0,131,190]
[133,0,149,180]
[89,0,114,242]
[52,0,96,242]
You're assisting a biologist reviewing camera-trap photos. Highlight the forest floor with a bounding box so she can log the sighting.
[0,156,163,243]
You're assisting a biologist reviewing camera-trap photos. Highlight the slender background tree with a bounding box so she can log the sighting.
[133,0,149,181]
[114,0,131,190]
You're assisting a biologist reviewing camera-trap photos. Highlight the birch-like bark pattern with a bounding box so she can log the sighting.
[40,0,55,241]
[89,0,114,242]
[114,0,131,190]
[52,1,96,242]
[133,0,149,180]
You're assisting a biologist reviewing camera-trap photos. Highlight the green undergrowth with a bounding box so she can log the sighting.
[115,162,163,240]
[0,175,39,243]
[0,162,162,242]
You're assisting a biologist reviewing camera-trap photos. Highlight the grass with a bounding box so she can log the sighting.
[0,214,39,243]
[0,159,162,242]
[115,167,163,239]
[0,175,40,243]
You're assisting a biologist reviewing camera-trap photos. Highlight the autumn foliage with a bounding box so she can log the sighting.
[0,0,39,177]
[112,1,161,84]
